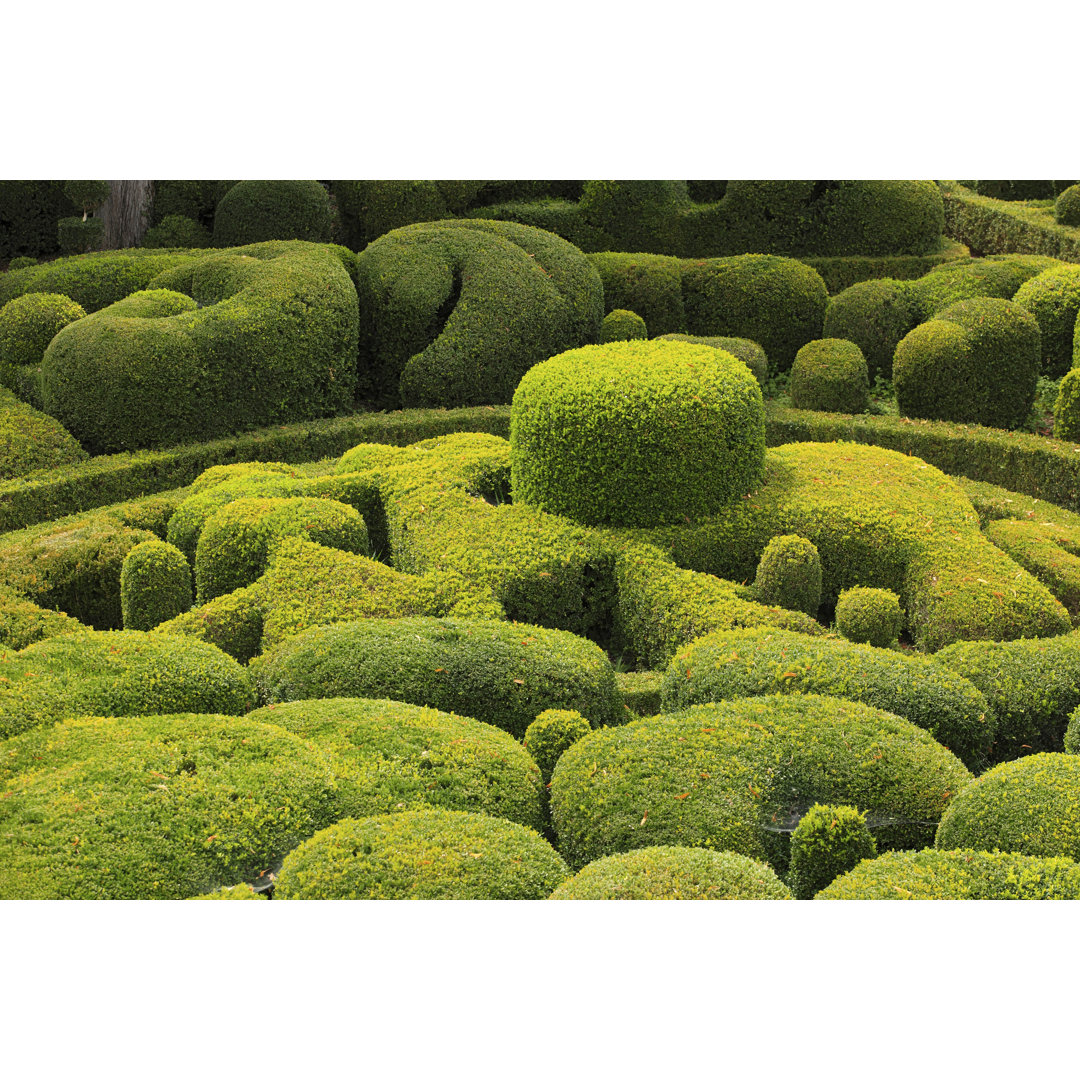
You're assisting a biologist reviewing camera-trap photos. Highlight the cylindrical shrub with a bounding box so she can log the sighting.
[818,848,1080,900]
[788,338,869,413]
[1054,367,1080,442]
[752,534,822,617]
[510,340,765,528]
[907,255,1058,321]
[141,214,212,249]
[250,616,623,739]
[550,846,792,900]
[823,278,919,382]
[274,809,569,900]
[1055,184,1080,227]
[211,180,335,246]
[935,753,1080,860]
[0,293,86,366]
[599,308,648,342]
[120,540,192,631]
[893,297,1041,430]
[834,586,903,648]
[1013,265,1080,377]
[523,709,592,784]
[787,804,877,899]
[656,333,768,386]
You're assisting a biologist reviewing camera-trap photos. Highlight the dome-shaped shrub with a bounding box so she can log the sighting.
[1013,265,1080,377]
[822,278,919,381]
[211,181,335,246]
[510,340,765,528]
[141,214,212,249]
[789,339,869,414]
[834,586,903,648]
[0,712,341,899]
[787,804,877,899]
[818,848,1080,899]
[656,333,768,386]
[893,297,1041,429]
[599,309,648,342]
[523,709,592,784]
[752,534,822,616]
[935,753,1080,860]
[578,181,689,251]
[1054,367,1080,442]
[0,292,86,366]
[120,539,192,631]
[1055,184,1080,227]
[908,255,1059,320]
[274,809,569,899]
[550,845,792,900]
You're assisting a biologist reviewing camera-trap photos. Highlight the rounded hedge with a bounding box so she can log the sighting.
[1055,184,1080,227]
[550,694,972,871]
[656,333,768,387]
[8,257,38,271]
[893,297,1041,430]
[908,254,1060,321]
[822,278,919,382]
[141,214,212,250]
[0,292,86,366]
[510,340,765,528]
[211,181,335,246]
[935,753,1080,860]
[752,534,822,616]
[1055,367,1080,442]
[246,697,546,833]
[120,539,192,631]
[818,848,1080,900]
[274,809,569,899]
[834,586,903,648]
[0,712,341,899]
[523,708,593,784]
[599,309,648,342]
[250,616,621,740]
[1013,264,1080,377]
[788,338,869,414]
[662,627,993,769]
[787,804,877,899]
[550,845,791,900]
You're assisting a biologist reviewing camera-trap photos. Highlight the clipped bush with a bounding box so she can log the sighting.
[0,586,85,651]
[1066,705,1080,754]
[893,297,1041,430]
[141,214,212,249]
[191,884,264,900]
[936,753,1080,860]
[0,712,341,899]
[788,338,869,414]
[274,809,569,900]
[251,616,622,739]
[0,388,87,478]
[1054,368,1080,442]
[908,254,1060,320]
[578,181,689,252]
[57,217,103,256]
[1013,264,1080,376]
[819,848,1080,899]
[615,671,664,719]
[823,278,919,382]
[551,845,791,900]
[523,709,592,784]
[157,582,264,664]
[599,308,648,342]
[211,180,335,246]
[246,697,546,833]
[8,257,38,271]
[787,804,877,899]
[588,252,686,336]
[120,539,192,631]
[510,340,765,527]
[752,534,822,616]
[0,292,86,370]
[1054,184,1080,227]
[657,333,768,386]
[834,586,903,647]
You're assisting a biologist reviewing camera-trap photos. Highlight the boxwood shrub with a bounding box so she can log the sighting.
[822,278,919,381]
[0,388,87,480]
[599,309,647,342]
[523,708,592,785]
[587,252,687,336]
[788,339,869,414]
[834,586,904,647]
[141,214,212,249]
[1012,264,1080,376]
[656,333,768,386]
[984,516,1080,623]
[211,181,335,246]
[0,292,86,367]
[751,534,822,616]
[157,582,265,664]
[787,804,877,899]
[120,539,192,630]
[1056,184,1080,227]
[1066,705,1080,754]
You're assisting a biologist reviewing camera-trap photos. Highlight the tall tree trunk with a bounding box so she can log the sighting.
[100,181,153,249]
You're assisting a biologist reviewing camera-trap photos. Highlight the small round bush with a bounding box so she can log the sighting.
[510,340,765,528]
[551,846,792,900]
[523,709,592,784]
[120,540,192,631]
[787,804,877,899]
[822,278,919,382]
[1054,367,1080,442]
[8,256,38,271]
[656,333,768,387]
[64,180,110,218]
[1066,705,1080,754]
[935,753,1080,860]
[599,309,648,342]
[274,809,569,900]
[0,292,86,366]
[141,214,212,249]
[1013,264,1080,377]
[788,338,869,413]
[834,586,903,647]
[212,180,335,246]
[753,534,822,616]
[818,848,1080,900]
[1055,184,1080,227]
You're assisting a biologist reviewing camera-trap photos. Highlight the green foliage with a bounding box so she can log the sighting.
[788,338,869,414]
[157,583,264,664]
[908,254,1060,320]
[551,694,971,871]
[274,809,569,900]
[984,515,1080,623]
[151,181,232,229]
[661,626,994,769]
[63,181,110,216]
[657,333,768,386]
[599,308,648,342]
[1013,264,1080,376]
[246,697,546,833]
[818,847,1080,899]
[894,297,1041,430]
[120,540,192,631]
[615,671,663,718]
[1056,184,1080,227]
[1066,704,1080,754]
[0,586,84,651]
[936,752,1080,860]
[523,708,592,784]
[578,181,689,252]
[752,534,822,616]
[834,586,903,647]
[551,845,792,899]
[1054,368,1080,442]
[0,292,86,368]
[587,252,686,336]
[787,804,877,899]
[251,615,622,740]
[211,181,335,246]
[7,257,38,271]
[142,214,212,249]
[822,278,920,383]
[973,181,1073,200]
[0,712,340,899]
[0,387,87,480]
[57,217,103,256]
[0,181,76,260]
[510,340,765,527]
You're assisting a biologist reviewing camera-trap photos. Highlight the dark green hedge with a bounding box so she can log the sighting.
[0,181,77,260]
[211,181,335,246]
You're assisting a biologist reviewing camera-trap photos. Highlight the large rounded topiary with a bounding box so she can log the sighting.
[120,539,192,631]
[550,845,791,900]
[788,338,869,414]
[787,804,877,899]
[211,181,335,246]
[822,278,919,382]
[274,809,569,899]
[834,586,904,648]
[1013,264,1080,377]
[893,297,1041,430]
[1055,184,1080,227]
[0,292,86,367]
[510,340,765,528]
[752,534,822,616]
